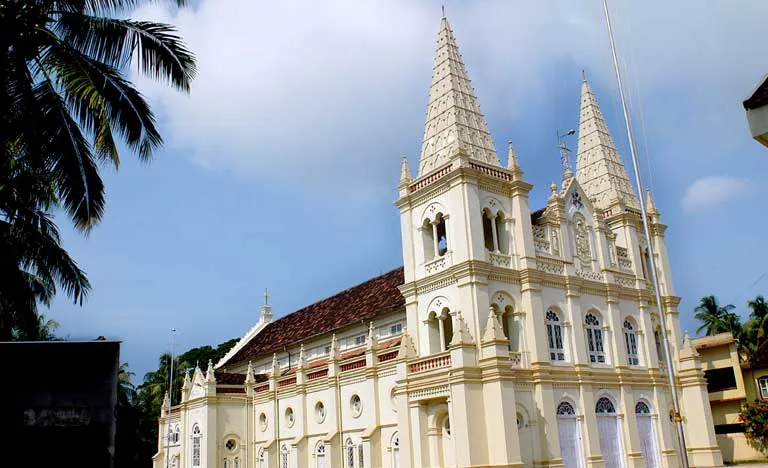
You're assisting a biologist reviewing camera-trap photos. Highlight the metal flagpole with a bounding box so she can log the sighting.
[166,328,177,468]
[600,1,691,467]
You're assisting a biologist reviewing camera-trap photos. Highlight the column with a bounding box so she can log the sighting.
[491,217,500,252]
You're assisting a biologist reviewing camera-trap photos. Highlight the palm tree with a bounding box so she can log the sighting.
[695,295,738,336]
[748,295,768,340]
[0,152,89,339]
[2,0,196,229]
[1,0,195,335]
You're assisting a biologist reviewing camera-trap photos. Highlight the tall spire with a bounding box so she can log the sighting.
[417,16,500,176]
[259,288,273,324]
[575,75,639,211]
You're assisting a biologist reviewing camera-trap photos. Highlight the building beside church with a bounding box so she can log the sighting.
[153,15,724,468]
[693,333,768,464]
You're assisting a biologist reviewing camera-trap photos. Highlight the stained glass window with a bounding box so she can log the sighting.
[595,397,616,414]
[557,401,576,416]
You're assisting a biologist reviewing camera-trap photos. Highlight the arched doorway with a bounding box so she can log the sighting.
[440,414,454,467]
[556,402,584,468]
[392,434,401,468]
[596,397,625,468]
[635,402,660,468]
[315,442,326,468]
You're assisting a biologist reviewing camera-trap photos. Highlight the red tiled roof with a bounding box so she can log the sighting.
[229,267,405,364]
[215,371,267,385]
[744,74,768,110]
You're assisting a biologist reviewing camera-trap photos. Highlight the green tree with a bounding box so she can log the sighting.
[748,295,768,341]
[1,0,196,336]
[740,399,768,453]
[0,152,89,339]
[695,295,738,336]
[12,313,60,341]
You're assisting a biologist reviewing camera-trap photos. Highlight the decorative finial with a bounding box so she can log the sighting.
[399,156,412,186]
[245,361,255,384]
[506,141,522,175]
[441,4,445,18]
[264,288,269,306]
[582,69,587,82]
[260,288,273,323]
[205,359,215,383]
[550,181,558,194]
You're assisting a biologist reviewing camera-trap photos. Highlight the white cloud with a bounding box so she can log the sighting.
[128,0,767,191]
[681,176,750,212]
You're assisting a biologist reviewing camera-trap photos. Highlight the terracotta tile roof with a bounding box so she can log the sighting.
[744,74,768,110]
[692,332,735,350]
[229,267,405,365]
[215,371,267,385]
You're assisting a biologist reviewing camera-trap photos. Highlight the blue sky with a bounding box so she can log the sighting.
[51,0,768,380]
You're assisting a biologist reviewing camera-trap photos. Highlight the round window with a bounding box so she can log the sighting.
[225,439,237,452]
[285,407,295,427]
[315,401,326,423]
[259,413,267,431]
[350,394,362,417]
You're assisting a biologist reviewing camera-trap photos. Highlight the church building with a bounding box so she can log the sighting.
[154,15,724,468]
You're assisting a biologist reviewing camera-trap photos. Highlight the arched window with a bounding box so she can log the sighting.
[759,377,768,399]
[358,443,365,468]
[423,214,448,260]
[557,401,576,416]
[258,448,266,468]
[422,219,435,260]
[624,320,639,366]
[595,397,624,468]
[192,425,201,466]
[281,445,289,468]
[482,210,510,254]
[346,439,355,468]
[442,311,453,351]
[224,459,228,468]
[482,210,495,251]
[556,402,584,468]
[635,401,650,414]
[585,313,605,364]
[635,401,660,468]
[654,326,665,364]
[595,397,615,414]
[316,443,326,468]
[436,215,448,256]
[392,434,401,468]
[234,458,239,468]
[546,310,565,361]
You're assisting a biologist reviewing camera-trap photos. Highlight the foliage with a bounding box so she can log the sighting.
[117,338,238,467]
[0,0,196,337]
[694,295,739,336]
[11,313,61,341]
[740,399,768,453]
[0,151,89,339]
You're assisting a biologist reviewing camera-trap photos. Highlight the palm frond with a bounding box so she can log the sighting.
[55,15,196,92]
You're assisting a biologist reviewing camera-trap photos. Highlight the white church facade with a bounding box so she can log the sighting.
[153,15,724,468]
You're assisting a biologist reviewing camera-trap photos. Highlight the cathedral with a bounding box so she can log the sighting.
[153,15,724,468]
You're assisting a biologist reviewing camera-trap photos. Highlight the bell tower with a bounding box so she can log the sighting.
[396,15,536,357]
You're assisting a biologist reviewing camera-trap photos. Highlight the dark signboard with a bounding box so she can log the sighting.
[0,340,120,468]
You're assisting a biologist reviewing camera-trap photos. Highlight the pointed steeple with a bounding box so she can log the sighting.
[575,75,639,211]
[417,16,500,176]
